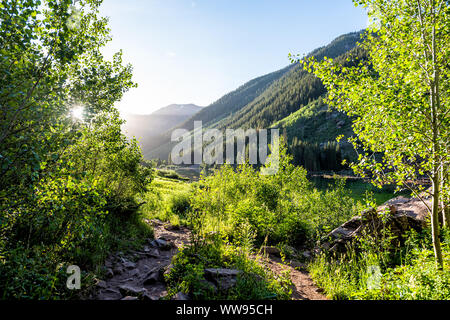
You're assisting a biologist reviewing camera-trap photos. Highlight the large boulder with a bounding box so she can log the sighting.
[322,195,430,253]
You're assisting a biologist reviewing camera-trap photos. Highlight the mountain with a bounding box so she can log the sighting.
[122,104,202,142]
[140,66,294,154]
[144,30,365,163]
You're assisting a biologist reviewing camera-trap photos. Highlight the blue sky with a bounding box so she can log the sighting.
[100,0,368,115]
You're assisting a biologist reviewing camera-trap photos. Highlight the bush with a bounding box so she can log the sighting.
[169,192,192,218]
[165,236,292,300]
[0,112,153,299]
[188,142,359,247]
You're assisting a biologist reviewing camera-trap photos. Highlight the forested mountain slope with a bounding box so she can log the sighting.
[145,30,365,161]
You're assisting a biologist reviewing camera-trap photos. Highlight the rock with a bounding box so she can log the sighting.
[204,268,241,291]
[173,292,190,300]
[289,260,306,270]
[301,251,311,259]
[164,224,180,231]
[143,272,160,285]
[119,284,147,296]
[321,196,430,253]
[105,260,113,268]
[123,261,136,269]
[105,268,114,278]
[121,296,139,301]
[204,268,241,278]
[120,257,136,269]
[113,266,123,275]
[261,246,281,257]
[150,219,164,226]
[128,269,140,277]
[149,238,173,250]
[96,280,107,289]
[143,292,159,300]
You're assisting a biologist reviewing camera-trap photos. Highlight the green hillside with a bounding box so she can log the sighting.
[145,30,365,163]
[141,66,293,154]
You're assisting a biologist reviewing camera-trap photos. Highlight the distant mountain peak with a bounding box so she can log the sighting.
[152,104,203,116]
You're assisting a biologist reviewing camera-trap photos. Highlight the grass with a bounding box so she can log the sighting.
[140,176,194,226]
[310,176,411,205]
[308,228,450,300]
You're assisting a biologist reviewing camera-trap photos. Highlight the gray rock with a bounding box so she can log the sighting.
[204,268,241,278]
[119,284,147,296]
[113,266,123,275]
[322,196,430,253]
[128,269,140,277]
[164,224,180,231]
[105,268,114,278]
[143,272,160,285]
[143,292,159,300]
[173,292,190,300]
[289,260,306,270]
[150,238,173,250]
[119,257,136,269]
[301,251,311,259]
[204,268,241,291]
[121,296,139,301]
[261,246,281,257]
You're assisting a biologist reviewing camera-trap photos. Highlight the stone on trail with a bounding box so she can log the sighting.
[121,296,139,300]
[143,272,160,285]
[119,284,147,296]
[173,292,190,300]
[113,266,123,275]
[261,246,281,257]
[149,238,173,250]
[105,268,114,278]
[204,268,242,291]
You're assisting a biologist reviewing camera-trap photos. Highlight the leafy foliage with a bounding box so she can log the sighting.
[188,141,360,247]
[0,0,152,299]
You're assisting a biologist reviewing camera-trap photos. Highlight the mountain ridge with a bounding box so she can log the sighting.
[143,30,365,160]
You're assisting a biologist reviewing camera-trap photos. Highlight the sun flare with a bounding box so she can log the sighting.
[71,106,84,120]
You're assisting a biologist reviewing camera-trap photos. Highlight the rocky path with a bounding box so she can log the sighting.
[92,219,190,300]
[263,254,326,300]
[91,219,325,300]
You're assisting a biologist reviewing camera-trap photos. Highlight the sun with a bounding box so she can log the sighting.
[71,106,84,120]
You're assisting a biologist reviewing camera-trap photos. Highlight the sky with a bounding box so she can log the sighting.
[99,0,368,115]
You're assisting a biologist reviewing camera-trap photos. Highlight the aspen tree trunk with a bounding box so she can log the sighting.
[430,0,444,269]
[443,164,450,228]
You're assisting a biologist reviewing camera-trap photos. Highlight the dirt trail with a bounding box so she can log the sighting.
[263,256,327,300]
[91,220,326,300]
[92,219,190,300]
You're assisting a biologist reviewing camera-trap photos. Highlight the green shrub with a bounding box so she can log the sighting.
[165,236,292,300]
[168,192,192,218]
[188,142,359,247]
